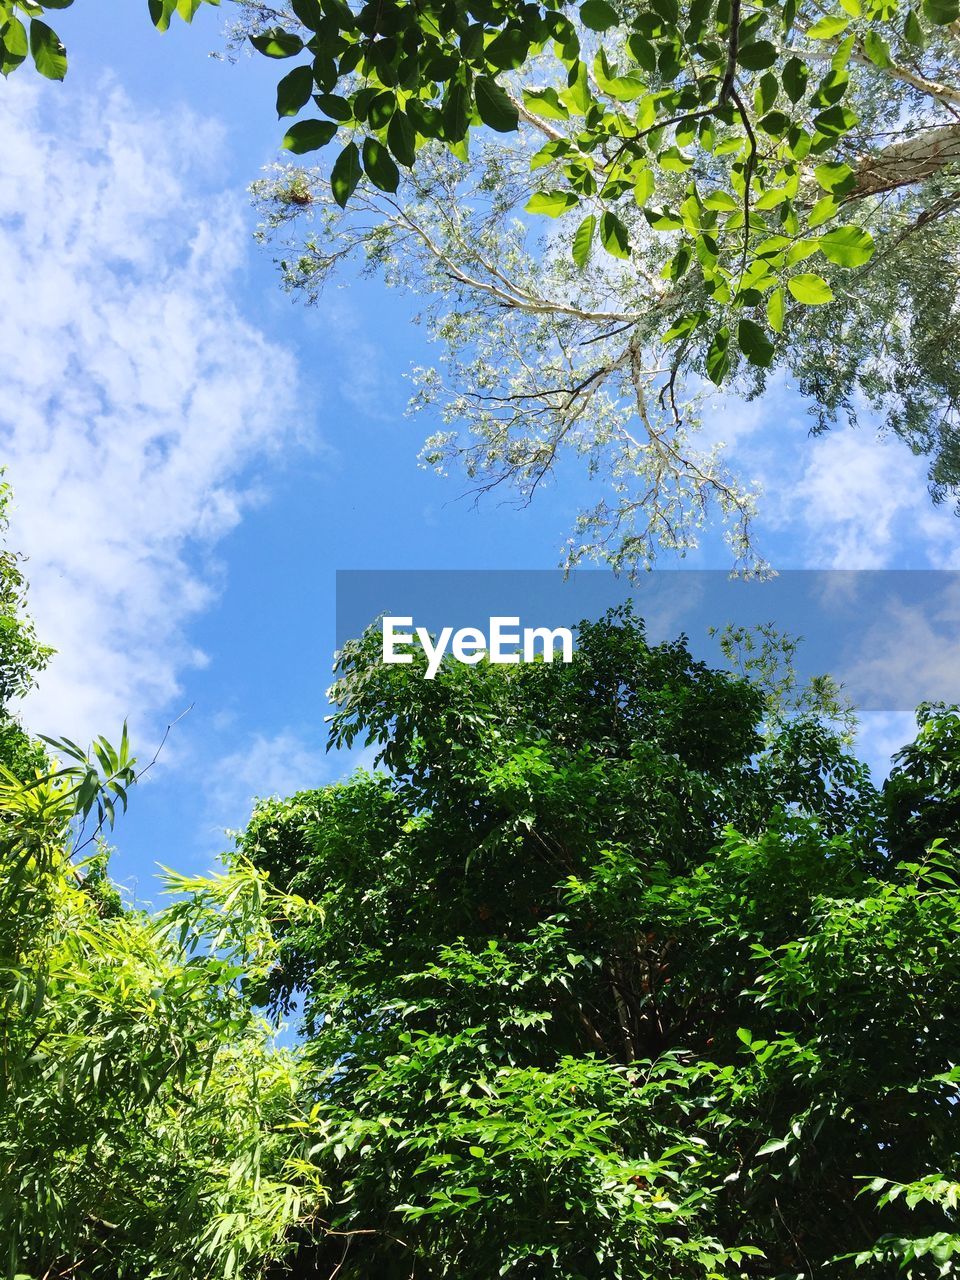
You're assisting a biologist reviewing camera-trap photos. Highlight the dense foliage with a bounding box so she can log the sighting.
[239,610,960,1278]
[0,563,957,1280]
[1,498,959,1278]
[0,788,318,1280]
[0,502,323,1280]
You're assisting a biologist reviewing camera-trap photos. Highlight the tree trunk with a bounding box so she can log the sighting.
[850,122,960,199]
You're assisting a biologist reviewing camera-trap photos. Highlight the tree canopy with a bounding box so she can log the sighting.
[0,497,321,1279]
[2,559,960,1276]
[241,0,960,571]
[6,0,960,567]
[236,609,960,1278]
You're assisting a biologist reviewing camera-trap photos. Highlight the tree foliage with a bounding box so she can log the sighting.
[2,580,960,1276]
[242,0,960,570]
[10,0,960,567]
[237,609,960,1277]
[0,477,51,781]
[0,749,327,1279]
[0,506,326,1280]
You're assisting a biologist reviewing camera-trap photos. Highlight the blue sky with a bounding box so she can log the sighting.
[3,0,960,900]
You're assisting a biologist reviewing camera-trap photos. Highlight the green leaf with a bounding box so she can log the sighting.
[485,28,528,70]
[782,56,808,102]
[522,87,570,121]
[249,26,303,58]
[814,161,855,194]
[737,39,777,69]
[810,68,849,109]
[788,273,834,304]
[599,211,630,258]
[758,110,790,137]
[756,70,779,114]
[813,105,858,137]
[808,195,840,227]
[362,137,400,193]
[282,118,337,153]
[831,32,855,71]
[923,0,960,22]
[29,19,66,79]
[807,13,849,36]
[572,214,596,267]
[580,0,619,29]
[442,70,471,141]
[290,0,324,26]
[667,245,694,279]
[904,7,926,44]
[766,287,785,332]
[276,64,314,118]
[0,16,28,76]
[330,141,362,207]
[525,190,579,217]
[475,76,519,132]
[633,168,655,207]
[657,146,692,172]
[315,93,353,121]
[627,32,657,72]
[562,60,591,114]
[704,190,739,211]
[599,71,646,101]
[387,111,417,167]
[756,1137,791,1156]
[738,317,775,367]
[818,225,874,267]
[368,91,396,131]
[706,325,731,384]
[863,29,893,66]
[468,1145,485,1157]
[786,239,820,265]
[663,310,706,342]
[148,0,177,31]
[645,208,683,230]
[660,146,696,174]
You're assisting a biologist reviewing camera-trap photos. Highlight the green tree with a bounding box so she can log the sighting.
[0,750,326,1279]
[238,609,960,1277]
[0,477,51,780]
[0,495,328,1279]
[242,0,960,571]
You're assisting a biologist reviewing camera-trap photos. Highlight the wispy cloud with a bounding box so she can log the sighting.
[704,374,960,569]
[1,79,307,744]
[206,729,380,831]
[778,430,954,568]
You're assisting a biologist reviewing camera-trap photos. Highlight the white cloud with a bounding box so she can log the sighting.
[206,730,380,831]
[854,709,919,782]
[696,364,960,571]
[1,78,306,744]
[840,582,960,712]
[779,430,950,567]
